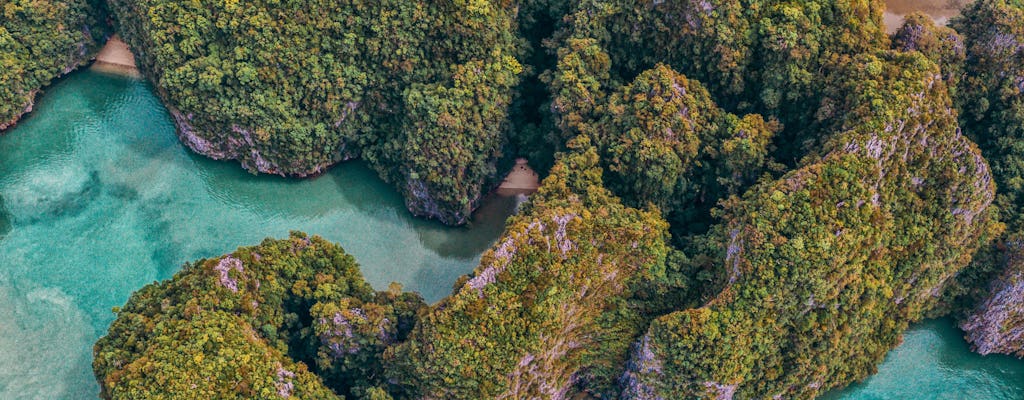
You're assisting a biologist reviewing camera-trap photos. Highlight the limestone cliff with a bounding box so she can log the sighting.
[961,239,1024,358]
[387,138,670,398]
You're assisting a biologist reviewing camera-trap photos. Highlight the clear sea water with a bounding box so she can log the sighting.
[0,70,515,398]
[0,70,1021,399]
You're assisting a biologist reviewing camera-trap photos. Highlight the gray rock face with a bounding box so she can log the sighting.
[961,241,1024,358]
[166,105,348,178]
[404,178,475,226]
[618,335,664,400]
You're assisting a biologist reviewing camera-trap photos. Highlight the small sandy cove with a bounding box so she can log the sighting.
[883,0,970,33]
[496,158,540,196]
[91,35,140,77]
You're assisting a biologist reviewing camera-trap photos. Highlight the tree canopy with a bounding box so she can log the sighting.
[0,0,106,130]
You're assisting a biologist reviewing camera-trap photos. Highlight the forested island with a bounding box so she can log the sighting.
[2,0,1024,399]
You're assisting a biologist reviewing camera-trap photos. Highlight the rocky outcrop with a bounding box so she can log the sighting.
[403,178,480,226]
[165,105,349,178]
[961,240,1024,358]
[106,0,521,225]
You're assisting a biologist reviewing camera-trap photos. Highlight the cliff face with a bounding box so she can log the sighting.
[619,52,998,399]
[0,0,107,132]
[106,0,521,225]
[949,0,1024,357]
[961,240,1024,358]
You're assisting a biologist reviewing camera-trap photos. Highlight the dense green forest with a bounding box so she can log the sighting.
[0,0,1019,398]
[0,0,107,130]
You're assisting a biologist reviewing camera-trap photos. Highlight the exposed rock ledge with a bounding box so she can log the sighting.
[166,105,345,178]
[961,240,1024,358]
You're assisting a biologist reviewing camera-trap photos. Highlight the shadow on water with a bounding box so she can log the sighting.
[184,137,517,258]
[0,196,10,239]
[409,193,520,259]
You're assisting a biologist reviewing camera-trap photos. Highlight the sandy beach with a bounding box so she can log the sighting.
[884,0,971,32]
[91,35,140,77]
[496,158,540,196]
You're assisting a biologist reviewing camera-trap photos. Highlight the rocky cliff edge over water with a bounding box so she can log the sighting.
[962,240,1024,358]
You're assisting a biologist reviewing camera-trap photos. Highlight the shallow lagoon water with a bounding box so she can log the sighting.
[0,70,515,398]
[1,70,1023,399]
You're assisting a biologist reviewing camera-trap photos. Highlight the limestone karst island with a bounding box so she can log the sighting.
[2,0,1024,399]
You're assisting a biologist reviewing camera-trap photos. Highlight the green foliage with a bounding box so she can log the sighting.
[312,288,426,399]
[93,232,424,399]
[892,13,965,99]
[622,52,999,399]
[591,64,778,233]
[0,0,106,129]
[924,0,1024,318]
[954,0,1024,229]
[106,0,522,224]
[86,1,1024,398]
[386,136,669,398]
[546,0,890,162]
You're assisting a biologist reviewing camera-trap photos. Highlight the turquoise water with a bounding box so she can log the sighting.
[0,70,515,399]
[825,319,1024,399]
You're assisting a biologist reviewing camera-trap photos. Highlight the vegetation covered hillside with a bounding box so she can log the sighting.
[621,52,999,399]
[105,0,522,224]
[546,0,889,163]
[86,0,1024,399]
[0,0,107,131]
[387,137,669,398]
[950,0,1024,356]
